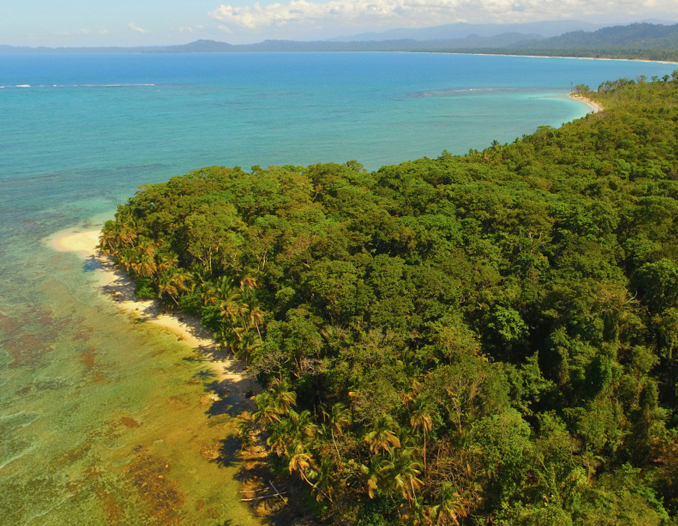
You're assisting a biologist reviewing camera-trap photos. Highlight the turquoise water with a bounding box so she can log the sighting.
[0,52,676,525]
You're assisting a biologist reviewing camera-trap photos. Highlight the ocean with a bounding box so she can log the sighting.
[0,52,676,525]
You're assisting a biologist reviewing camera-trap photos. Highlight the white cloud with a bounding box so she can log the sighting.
[176,24,208,34]
[209,0,677,31]
[128,22,147,34]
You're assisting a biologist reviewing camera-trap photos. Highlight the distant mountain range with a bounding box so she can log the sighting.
[1,22,678,59]
[329,20,605,41]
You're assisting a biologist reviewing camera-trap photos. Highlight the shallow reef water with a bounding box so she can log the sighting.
[0,235,259,525]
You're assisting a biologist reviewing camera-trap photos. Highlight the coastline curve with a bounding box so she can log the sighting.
[569,93,605,114]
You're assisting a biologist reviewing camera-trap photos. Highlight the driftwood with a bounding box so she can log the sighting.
[239,480,288,502]
[269,480,286,501]
[240,491,288,502]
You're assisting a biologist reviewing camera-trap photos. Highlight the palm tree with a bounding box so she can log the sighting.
[288,444,314,474]
[269,378,297,414]
[100,219,137,254]
[252,392,282,424]
[324,402,352,464]
[410,405,434,469]
[294,409,320,441]
[276,390,297,414]
[156,253,178,274]
[202,276,229,305]
[156,268,191,304]
[364,415,401,456]
[266,417,296,457]
[203,275,238,306]
[219,298,241,322]
[132,252,157,279]
[236,302,251,325]
[233,327,262,361]
[312,457,337,503]
[385,448,424,503]
[117,223,137,246]
[362,456,390,499]
[156,271,178,303]
[248,305,265,337]
[202,285,219,307]
[240,275,258,291]
[138,238,157,258]
[328,402,352,436]
[116,248,136,273]
[429,483,468,526]
[288,442,319,488]
[366,472,380,500]
[99,226,119,254]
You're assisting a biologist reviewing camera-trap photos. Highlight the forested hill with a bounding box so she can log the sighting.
[513,22,678,50]
[504,22,678,61]
[103,75,678,525]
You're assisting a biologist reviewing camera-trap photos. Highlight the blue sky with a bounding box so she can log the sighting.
[2,0,677,46]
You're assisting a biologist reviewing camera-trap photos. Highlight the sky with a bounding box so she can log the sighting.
[1,0,677,47]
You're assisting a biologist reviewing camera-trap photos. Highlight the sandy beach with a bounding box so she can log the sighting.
[47,227,252,391]
[569,93,605,114]
[458,52,678,66]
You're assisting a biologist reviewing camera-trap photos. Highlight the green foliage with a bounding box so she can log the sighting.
[134,278,156,300]
[102,78,678,524]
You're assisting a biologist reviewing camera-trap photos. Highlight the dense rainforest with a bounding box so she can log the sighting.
[503,22,678,62]
[101,74,678,524]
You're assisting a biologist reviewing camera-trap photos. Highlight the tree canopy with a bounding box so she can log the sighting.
[102,74,678,524]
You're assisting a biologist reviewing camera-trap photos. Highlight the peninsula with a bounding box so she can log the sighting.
[99,74,678,524]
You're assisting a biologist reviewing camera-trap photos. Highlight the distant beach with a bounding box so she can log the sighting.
[466,52,678,66]
[569,93,604,114]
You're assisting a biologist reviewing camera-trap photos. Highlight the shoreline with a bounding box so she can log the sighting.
[3,47,678,66]
[568,93,604,114]
[47,227,253,393]
[440,51,678,66]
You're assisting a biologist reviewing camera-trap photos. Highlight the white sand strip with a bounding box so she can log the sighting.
[569,93,605,114]
[47,228,253,392]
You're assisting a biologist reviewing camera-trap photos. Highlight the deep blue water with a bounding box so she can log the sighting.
[0,52,676,525]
